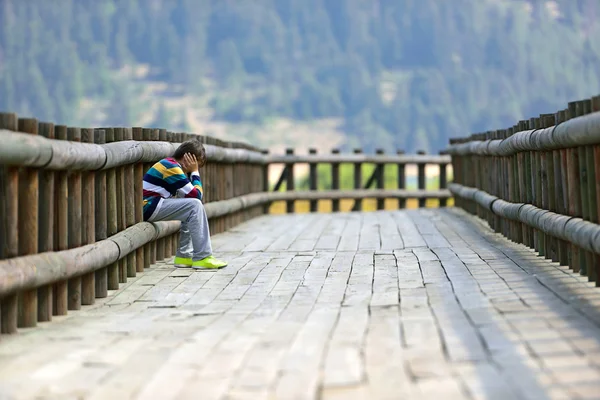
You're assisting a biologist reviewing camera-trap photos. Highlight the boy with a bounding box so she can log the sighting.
[142,139,227,269]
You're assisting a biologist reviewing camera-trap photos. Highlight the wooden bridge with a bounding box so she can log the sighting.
[0,95,600,399]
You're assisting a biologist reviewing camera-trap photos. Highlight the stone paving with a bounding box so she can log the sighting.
[1,208,600,400]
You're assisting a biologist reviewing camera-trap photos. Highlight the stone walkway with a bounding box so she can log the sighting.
[1,209,600,400]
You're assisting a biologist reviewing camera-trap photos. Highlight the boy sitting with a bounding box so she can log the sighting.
[142,139,227,269]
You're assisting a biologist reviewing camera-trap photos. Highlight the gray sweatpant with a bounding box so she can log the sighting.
[147,198,212,261]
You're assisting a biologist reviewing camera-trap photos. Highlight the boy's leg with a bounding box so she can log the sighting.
[147,198,213,261]
[177,222,193,258]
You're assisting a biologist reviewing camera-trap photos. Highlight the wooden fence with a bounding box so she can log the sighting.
[0,113,265,335]
[266,149,452,212]
[447,95,600,286]
[0,111,453,336]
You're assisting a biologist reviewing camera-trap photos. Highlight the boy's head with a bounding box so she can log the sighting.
[173,139,206,168]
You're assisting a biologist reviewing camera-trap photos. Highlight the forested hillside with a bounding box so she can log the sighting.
[1,0,599,153]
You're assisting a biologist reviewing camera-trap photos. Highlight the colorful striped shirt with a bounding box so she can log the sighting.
[142,157,203,220]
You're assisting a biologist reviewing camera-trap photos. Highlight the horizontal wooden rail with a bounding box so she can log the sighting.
[264,189,451,201]
[450,183,600,255]
[265,154,451,164]
[447,110,600,156]
[1,128,454,169]
[0,130,266,169]
[0,221,180,297]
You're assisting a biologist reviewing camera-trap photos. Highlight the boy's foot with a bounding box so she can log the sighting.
[192,256,228,270]
[174,256,193,268]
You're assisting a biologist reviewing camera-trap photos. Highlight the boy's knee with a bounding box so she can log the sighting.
[188,198,204,212]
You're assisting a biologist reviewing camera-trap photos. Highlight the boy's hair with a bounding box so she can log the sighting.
[173,139,206,161]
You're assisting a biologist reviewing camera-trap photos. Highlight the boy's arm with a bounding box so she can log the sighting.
[171,167,203,201]
[186,170,204,200]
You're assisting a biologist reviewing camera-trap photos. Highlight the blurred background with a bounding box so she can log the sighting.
[0,0,599,156]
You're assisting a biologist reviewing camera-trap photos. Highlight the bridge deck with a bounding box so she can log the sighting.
[1,209,600,400]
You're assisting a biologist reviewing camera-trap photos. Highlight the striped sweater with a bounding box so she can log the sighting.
[142,157,203,220]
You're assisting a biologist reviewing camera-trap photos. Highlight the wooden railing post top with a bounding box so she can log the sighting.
[68,127,82,142]
[0,112,18,131]
[39,122,55,140]
[582,99,592,114]
[18,118,38,134]
[592,96,600,112]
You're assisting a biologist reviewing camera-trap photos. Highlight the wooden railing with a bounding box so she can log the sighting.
[447,95,600,286]
[264,148,452,212]
[0,111,453,336]
[0,112,266,335]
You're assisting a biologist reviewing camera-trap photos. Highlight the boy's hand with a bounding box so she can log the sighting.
[182,153,199,173]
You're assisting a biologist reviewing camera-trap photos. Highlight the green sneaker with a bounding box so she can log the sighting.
[174,256,193,268]
[192,256,228,270]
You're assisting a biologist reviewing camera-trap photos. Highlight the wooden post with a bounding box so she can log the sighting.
[515,124,525,244]
[150,129,160,264]
[94,129,108,298]
[156,129,168,261]
[16,118,39,327]
[142,128,152,269]
[417,150,426,208]
[581,100,596,280]
[375,149,385,210]
[331,149,340,212]
[0,113,19,333]
[224,142,234,230]
[165,131,175,255]
[529,119,541,252]
[573,101,590,276]
[105,128,120,289]
[517,121,529,243]
[78,128,96,305]
[37,122,54,321]
[540,115,555,259]
[439,154,448,208]
[309,148,318,212]
[261,150,270,214]
[566,102,581,272]
[124,128,137,276]
[592,96,600,285]
[353,149,362,211]
[557,110,570,266]
[133,127,145,272]
[397,150,406,209]
[285,148,295,213]
[508,128,515,240]
[52,125,69,315]
[114,128,127,282]
[66,127,83,311]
